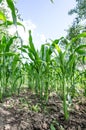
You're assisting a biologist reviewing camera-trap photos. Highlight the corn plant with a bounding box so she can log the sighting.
[0,0,86,121]
[20,31,54,101]
[50,32,86,120]
[20,30,86,119]
[0,34,23,100]
[0,0,17,25]
[0,0,25,100]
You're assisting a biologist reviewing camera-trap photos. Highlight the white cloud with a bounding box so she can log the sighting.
[8,20,47,50]
[17,20,36,44]
[8,20,36,43]
[33,33,46,50]
[8,20,36,36]
[23,20,36,32]
[39,34,46,43]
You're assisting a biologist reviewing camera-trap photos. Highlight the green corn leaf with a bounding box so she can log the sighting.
[40,44,44,60]
[0,52,15,56]
[74,44,86,56]
[0,11,6,22]
[6,20,25,30]
[75,44,86,51]
[77,32,86,38]
[0,35,7,50]
[71,32,86,43]
[68,54,75,65]
[28,30,39,61]
[76,49,86,56]
[46,46,51,62]
[6,0,17,25]
[12,54,20,70]
[50,124,56,130]
[49,43,55,55]
[52,37,64,46]
[0,0,3,3]
[19,47,28,53]
[28,52,35,61]
[5,36,17,52]
[0,36,17,52]
[0,20,25,31]
[43,46,47,61]
[22,45,28,49]
[42,45,50,62]
[28,31,34,49]
[29,30,36,52]
[55,44,61,54]
[67,54,76,74]
[52,39,59,46]
[52,39,64,69]
[40,44,51,62]
[51,39,63,54]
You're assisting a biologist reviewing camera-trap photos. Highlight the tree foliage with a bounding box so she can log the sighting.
[67,0,86,41]
[68,0,86,22]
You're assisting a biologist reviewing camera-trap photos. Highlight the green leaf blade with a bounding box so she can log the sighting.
[6,0,17,25]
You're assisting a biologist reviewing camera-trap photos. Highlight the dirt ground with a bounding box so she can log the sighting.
[0,89,86,130]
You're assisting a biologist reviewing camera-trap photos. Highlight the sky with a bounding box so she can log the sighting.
[15,0,76,49]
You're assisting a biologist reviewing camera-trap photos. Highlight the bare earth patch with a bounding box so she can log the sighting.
[0,89,86,130]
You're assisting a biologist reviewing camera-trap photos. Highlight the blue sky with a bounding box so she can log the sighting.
[16,0,76,48]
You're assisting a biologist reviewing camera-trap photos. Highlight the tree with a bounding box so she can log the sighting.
[66,0,86,77]
[67,0,86,40]
[68,0,86,22]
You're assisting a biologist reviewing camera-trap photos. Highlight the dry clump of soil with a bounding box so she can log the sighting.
[0,89,86,130]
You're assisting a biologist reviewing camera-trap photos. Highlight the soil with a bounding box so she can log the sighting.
[0,88,86,130]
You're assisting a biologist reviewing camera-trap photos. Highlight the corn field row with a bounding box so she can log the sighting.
[0,0,86,120]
